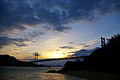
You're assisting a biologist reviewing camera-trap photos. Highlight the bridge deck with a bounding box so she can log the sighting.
[31,56,87,62]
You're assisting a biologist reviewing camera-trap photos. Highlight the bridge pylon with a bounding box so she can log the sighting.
[101,37,106,48]
[34,52,39,64]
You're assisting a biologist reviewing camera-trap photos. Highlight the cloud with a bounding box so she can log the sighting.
[68,41,74,44]
[59,46,74,49]
[24,30,45,40]
[79,43,91,48]
[43,25,71,32]
[0,0,120,33]
[13,43,27,47]
[69,47,99,57]
[0,36,28,48]
[70,49,94,57]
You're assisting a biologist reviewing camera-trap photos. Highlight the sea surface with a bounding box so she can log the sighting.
[0,66,86,80]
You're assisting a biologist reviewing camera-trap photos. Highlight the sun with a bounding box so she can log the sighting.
[49,52,65,58]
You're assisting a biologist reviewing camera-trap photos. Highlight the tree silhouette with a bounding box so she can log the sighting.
[107,34,120,49]
[61,34,120,73]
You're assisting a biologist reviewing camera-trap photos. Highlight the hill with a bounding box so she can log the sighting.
[60,34,120,73]
[0,55,46,67]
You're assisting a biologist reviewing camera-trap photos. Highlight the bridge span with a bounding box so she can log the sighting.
[30,56,87,63]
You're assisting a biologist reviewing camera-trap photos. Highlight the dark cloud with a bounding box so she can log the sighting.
[0,0,120,48]
[59,46,74,49]
[79,42,91,48]
[25,30,45,40]
[70,49,94,57]
[69,47,99,56]
[43,25,71,32]
[0,36,28,48]
[54,26,71,32]
[0,0,120,33]
[68,42,74,44]
[13,42,27,47]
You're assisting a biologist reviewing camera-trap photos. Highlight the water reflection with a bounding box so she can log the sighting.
[42,73,86,80]
[0,66,85,80]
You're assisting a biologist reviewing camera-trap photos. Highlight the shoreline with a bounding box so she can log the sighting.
[47,70,120,80]
[60,70,120,80]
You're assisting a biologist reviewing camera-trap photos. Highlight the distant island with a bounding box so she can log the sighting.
[0,55,46,67]
[48,34,120,73]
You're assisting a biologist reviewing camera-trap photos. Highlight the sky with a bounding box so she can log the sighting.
[0,0,120,59]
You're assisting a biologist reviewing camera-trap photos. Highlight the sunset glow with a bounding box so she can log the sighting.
[49,52,66,58]
[0,1,120,80]
[0,0,120,60]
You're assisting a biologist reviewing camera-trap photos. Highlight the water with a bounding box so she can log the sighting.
[0,66,86,80]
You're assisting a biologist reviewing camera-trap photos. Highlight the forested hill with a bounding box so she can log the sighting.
[0,55,45,67]
[61,34,120,73]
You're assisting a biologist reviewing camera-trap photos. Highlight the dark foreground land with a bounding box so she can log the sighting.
[0,55,46,67]
[62,71,120,80]
[48,34,120,79]
[60,34,120,73]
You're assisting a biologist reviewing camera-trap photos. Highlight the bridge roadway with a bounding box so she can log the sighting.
[31,56,87,62]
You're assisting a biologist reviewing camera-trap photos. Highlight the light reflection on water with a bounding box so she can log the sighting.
[0,66,86,80]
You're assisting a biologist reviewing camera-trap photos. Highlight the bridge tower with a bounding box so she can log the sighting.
[101,37,106,48]
[34,52,39,64]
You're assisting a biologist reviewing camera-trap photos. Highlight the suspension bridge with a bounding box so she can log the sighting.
[24,36,110,63]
